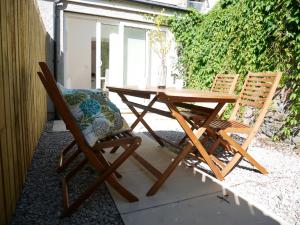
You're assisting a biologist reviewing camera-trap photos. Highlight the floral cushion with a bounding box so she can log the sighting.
[57,83,130,147]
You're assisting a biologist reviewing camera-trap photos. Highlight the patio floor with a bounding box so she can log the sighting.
[106,133,281,225]
[11,117,290,225]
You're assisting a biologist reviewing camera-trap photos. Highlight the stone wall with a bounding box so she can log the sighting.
[242,88,300,147]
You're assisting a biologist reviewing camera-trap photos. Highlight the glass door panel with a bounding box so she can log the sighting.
[95,23,119,89]
[124,27,146,87]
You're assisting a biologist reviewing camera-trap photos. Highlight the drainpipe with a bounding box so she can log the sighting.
[53,0,63,80]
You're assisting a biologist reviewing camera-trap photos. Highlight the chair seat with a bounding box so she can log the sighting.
[181,111,208,121]
[209,119,250,130]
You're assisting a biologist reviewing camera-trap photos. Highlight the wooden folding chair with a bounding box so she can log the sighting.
[190,72,282,178]
[37,62,141,217]
[178,73,239,145]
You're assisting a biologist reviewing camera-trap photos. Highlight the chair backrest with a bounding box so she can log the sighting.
[38,62,87,148]
[230,72,282,147]
[211,74,239,94]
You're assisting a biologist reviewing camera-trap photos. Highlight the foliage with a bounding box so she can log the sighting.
[168,0,300,139]
[148,11,172,64]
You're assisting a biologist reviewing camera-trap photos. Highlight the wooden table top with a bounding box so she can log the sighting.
[107,86,237,103]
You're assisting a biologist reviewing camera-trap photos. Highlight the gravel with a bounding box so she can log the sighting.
[11,123,124,225]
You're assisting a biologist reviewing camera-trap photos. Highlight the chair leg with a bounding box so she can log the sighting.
[178,134,188,146]
[61,137,141,217]
[207,138,221,154]
[178,125,196,146]
[110,146,120,153]
[218,130,268,175]
[107,161,122,179]
[220,153,242,177]
[106,175,138,202]
[57,140,79,172]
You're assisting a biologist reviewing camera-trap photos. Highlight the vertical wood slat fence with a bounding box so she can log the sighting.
[0,1,47,224]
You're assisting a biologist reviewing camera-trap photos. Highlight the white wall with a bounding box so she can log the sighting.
[64,15,96,88]
[188,0,219,13]
[154,0,187,7]
[37,0,56,119]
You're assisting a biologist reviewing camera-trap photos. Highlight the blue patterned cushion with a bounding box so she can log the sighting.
[57,83,130,147]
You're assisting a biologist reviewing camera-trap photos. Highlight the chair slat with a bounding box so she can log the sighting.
[241,94,268,102]
[246,81,273,87]
[211,74,239,94]
[248,72,277,77]
[240,99,264,108]
[242,92,269,100]
[244,85,271,92]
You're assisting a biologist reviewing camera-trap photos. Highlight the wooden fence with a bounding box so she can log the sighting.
[0,0,47,224]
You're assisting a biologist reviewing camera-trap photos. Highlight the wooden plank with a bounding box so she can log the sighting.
[242,90,269,98]
[215,74,237,79]
[248,72,277,77]
[0,136,7,225]
[246,81,273,87]
[247,76,275,83]
[123,100,173,118]
[6,0,20,202]
[213,85,230,90]
[0,0,47,224]
[244,85,271,92]
[240,99,264,108]
[0,3,8,224]
[0,43,4,131]
[241,94,268,102]
[215,79,234,83]
[1,0,16,218]
[14,0,26,189]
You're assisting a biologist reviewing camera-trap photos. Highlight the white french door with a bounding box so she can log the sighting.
[64,14,177,111]
[95,21,121,89]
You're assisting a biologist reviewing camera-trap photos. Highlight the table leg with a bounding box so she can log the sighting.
[166,101,225,180]
[146,102,226,195]
[118,93,164,147]
[146,142,193,196]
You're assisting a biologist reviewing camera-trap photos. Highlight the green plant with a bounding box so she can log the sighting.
[148,11,172,64]
[168,0,300,139]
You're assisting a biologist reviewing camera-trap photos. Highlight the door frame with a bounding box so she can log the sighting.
[64,13,170,90]
[96,19,120,89]
[95,18,169,89]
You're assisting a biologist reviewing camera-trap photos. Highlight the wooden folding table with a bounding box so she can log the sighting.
[107,86,237,196]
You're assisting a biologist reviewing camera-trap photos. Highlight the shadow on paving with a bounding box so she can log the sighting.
[11,123,124,225]
[143,130,261,174]
[108,132,282,225]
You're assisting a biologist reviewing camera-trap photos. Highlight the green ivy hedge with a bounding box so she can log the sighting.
[168,0,300,139]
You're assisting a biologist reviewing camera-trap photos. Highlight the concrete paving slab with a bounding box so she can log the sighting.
[104,134,176,173]
[107,134,222,213]
[52,120,67,132]
[121,191,280,225]
[107,134,282,225]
